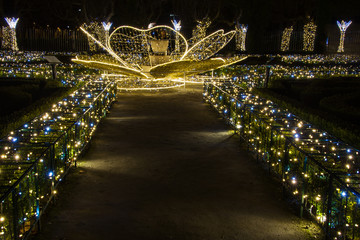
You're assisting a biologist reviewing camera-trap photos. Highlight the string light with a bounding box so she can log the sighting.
[280,26,293,52]
[204,79,360,239]
[81,22,106,52]
[102,22,113,48]
[303,20,317,52]
[235,24,248,51]
[3,17,19,51]
[189,17,212,46]
[76,24,240,85]
[0,56,117,238]
[336,20,352,53]
[172,19,182,53]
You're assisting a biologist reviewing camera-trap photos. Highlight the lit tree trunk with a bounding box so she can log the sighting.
[235,23,248,51]
[280,26,293,52]
[337,20,352,53]
[4,17,19,51]
[303,20,317,52]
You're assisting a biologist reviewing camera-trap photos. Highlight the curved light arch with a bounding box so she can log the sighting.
[109,25,188,67]
[74,24,246,83]
[181,30,236,61]
[80,26,130,68]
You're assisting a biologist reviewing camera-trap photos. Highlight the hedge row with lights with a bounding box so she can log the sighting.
[0,78,116,240]
[204,81,360,240]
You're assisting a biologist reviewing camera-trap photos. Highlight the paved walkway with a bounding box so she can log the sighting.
[34,85,320,240]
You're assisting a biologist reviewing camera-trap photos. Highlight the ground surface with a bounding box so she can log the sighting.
[33,84,321,240]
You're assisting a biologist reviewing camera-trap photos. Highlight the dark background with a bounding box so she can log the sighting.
[1,0,360,53]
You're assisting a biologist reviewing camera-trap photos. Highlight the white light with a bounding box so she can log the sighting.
[5,17,19,29]
[102,22,113,31]
[337,20,352,53]
[148,23,156,29]
[171,20,181,31]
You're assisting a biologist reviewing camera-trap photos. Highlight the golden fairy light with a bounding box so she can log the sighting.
[189,17,212,46]
[303,20,317,52]
[3,17,19,51]
[337,20,352,53]
[235,24,248,51]
[73,23,246,90]
[280,26,293,52]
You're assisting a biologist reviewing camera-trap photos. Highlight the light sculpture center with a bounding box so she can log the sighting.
[73,23,247,89]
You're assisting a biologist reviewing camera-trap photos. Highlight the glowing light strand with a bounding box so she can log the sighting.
[235,24,248,51]
[172,20,182,53]
[4,17,19,51]
[82,22,106,52]
[109,25,188,67]
[189,17,212,46]
[181,30,236,61]
[337,20,352,53]
[280,26,293,52]
[303,21,317,52]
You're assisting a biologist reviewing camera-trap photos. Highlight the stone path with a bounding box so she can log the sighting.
[33,85,320,240]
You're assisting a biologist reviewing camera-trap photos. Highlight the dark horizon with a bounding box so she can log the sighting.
[1,0,360,30]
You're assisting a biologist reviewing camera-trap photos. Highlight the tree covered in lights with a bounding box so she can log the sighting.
[102,22,113,48]
[303,20,317,52]
[235,23,248,52]
[189,17,211,46]
[280,26,293,52]
[2,17,19,51]
[337,20,352,53]
[81,22,107,52]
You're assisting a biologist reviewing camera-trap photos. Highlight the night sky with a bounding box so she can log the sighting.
[1,0,360,32]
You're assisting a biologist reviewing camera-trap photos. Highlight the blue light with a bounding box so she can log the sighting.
[24,124,28,128]
[341,191,347,197]
[347,149,351,153]
[294,134,299,138]
[12,138,18,142]
[48,172,53,177]
[46,127,50,131]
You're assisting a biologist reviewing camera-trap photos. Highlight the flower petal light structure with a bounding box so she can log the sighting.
[72,24,246,81]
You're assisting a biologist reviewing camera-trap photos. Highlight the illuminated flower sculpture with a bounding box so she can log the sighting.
[73,24,246,85]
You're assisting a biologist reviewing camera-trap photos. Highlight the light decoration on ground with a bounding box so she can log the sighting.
[3,17,19,51]
[337,20,352,53]
[235,24,248,51]
[0,73,116,239]
[204,80,360,240]
[73,23,247,90]
[280,26,293,52]
[303,20,317,52]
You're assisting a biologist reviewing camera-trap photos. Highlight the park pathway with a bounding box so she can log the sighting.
[34,84,320,240]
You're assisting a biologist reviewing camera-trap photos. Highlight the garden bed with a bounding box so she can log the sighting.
[256,77,360,149]
[0,77,74,138]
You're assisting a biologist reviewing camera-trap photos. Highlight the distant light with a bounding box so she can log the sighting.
[148,23,156,29]
[102,22,113,31]
[5,17,19,29]
[171,20,181,31]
